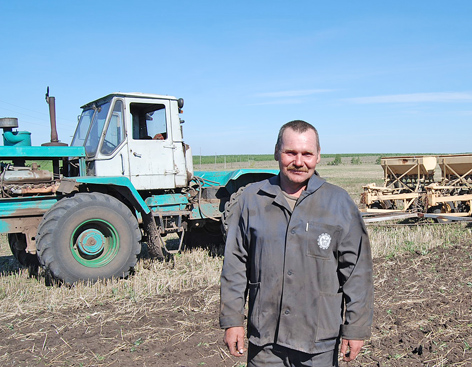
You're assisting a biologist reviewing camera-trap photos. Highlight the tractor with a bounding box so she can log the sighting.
[0,89,277,284]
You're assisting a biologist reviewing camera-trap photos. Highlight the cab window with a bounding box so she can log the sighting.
[130,103,167,140]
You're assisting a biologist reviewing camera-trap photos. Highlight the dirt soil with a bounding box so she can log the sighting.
[1,243,471,367]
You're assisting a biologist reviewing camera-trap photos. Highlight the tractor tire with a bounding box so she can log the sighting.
[8,233,40,270]
[184,221,225,256]
[36,193,141,284]
[221,184,250,240]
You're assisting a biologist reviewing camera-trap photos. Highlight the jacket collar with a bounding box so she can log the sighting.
[259,172,326,207]
[303,171,326,196]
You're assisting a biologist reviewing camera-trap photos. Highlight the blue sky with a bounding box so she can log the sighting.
[1,1,471,155]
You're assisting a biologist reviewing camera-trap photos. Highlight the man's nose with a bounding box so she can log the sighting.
[294,154,303,166]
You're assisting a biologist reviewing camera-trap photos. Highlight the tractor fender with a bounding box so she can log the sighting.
[193,168,278,195]
[188,169,278,220]
[61,176,150,214]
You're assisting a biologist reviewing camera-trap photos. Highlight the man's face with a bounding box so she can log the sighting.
[275,128,321,190]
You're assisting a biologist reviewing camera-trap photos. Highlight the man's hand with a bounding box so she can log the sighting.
[340,339,364,362]
[223,326,246,357]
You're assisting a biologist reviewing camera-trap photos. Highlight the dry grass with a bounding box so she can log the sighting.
[1,161,471,366]
[317,163,383,203]
[1,216,470,321]
[368,222,472,258]
[0,162,469,316]
[0,243,223,319]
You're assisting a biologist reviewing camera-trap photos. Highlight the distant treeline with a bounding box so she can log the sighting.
[192,153,446,165]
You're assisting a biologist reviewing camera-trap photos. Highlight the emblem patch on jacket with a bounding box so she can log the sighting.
[317,233,331,250]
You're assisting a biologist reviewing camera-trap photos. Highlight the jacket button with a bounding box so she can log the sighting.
[285,310,290,315]
[291,229,295,234]
[287,270,293,276]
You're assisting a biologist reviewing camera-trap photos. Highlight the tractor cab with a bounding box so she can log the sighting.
[71,93,193,191]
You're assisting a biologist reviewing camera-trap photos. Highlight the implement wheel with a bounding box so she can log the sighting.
[36,193,141,284]
[428,203,454,223]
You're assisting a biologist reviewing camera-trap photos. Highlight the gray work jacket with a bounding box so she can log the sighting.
[219,174,373,354]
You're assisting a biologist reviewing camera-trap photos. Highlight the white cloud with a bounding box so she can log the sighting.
[255,89,335,98]
[346,92,472,104]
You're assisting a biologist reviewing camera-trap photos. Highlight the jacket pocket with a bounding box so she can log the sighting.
[306,222,341,259]
[314,292,343,341]
[247,281,261,331]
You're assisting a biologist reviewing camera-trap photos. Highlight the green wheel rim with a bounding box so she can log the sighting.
[70,219,120,267]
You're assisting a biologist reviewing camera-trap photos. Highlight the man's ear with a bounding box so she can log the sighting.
[274,146,280,161]
[316,151,321,164]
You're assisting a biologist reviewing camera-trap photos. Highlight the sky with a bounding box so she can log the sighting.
[0,1,471,155]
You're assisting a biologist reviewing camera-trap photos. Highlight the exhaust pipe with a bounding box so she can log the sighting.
[42,87,67,146]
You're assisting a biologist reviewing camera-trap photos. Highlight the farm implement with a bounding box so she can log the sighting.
[0,89,277,284]
[360,155,472,223]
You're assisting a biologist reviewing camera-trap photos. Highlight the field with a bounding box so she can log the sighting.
[1,160,472,366]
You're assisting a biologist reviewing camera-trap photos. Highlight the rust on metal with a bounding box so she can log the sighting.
[2,216,43,253]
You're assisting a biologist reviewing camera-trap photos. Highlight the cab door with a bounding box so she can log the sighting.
[126,99,177,190]
[91,99,130,178]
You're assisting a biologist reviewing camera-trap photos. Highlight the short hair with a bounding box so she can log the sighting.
[275,120,320,156]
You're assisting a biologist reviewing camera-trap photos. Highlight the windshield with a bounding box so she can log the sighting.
[71,102,111,156]
[71,109,94,147]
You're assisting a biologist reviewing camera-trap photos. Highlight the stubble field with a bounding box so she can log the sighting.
[0,160,471,366]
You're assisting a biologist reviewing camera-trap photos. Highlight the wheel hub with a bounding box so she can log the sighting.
[76,229,106,256]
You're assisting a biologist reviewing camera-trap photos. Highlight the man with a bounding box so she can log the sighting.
[220,120,373,366]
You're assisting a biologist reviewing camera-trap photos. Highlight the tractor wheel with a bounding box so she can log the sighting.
[221,185,250,239]
[8,233,40,272]
[36,193,141,284]
[184,221,225,256]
